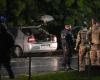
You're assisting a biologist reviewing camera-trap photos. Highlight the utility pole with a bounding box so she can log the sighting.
[0,65,1,80]
[29,54,32,80]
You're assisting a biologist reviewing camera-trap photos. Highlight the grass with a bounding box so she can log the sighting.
[2,70,100,80]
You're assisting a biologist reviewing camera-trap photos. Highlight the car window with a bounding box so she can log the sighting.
[21,28,42,35]
[21,28,50,41]
[21,28,32,36]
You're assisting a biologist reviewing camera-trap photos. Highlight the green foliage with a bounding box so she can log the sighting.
[0,0,6,15]
[77,0,84,10]
[0,0,99,28]
[65,0,75,7]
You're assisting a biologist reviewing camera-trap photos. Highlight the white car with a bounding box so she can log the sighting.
[9,26,58,57]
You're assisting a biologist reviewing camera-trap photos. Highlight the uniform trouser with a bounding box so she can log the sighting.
[78,44,89,71]
[90,44,100,65]
[62,44,72,68]
[0,57,14,79]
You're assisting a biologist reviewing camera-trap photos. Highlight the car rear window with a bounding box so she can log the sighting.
[21,28,49,35]
[21,28,32,35]
[21,28,50,41]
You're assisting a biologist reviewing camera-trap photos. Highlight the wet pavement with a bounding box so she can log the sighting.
[1,55,78,77]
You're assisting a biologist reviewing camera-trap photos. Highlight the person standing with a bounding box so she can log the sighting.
[89,17,100,65]
[75,24,90,72]
[89,17,96,31]
[61,18,74,71]
[0,23,15,79]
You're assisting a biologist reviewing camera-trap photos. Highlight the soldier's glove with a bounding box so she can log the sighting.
[74,47,78,54]
[74,47,78,51]
[74,47,77,50]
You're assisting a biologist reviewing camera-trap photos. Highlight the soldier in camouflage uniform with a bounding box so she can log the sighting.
[75,25,90,71]
[89,17,100,65]
[61,18,74,71]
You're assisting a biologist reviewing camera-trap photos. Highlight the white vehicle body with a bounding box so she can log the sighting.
[9,26,57,57]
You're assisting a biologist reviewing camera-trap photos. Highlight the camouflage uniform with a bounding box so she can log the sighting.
[75,27,90,71]
[89,26,100,65]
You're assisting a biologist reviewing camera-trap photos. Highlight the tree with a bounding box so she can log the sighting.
[0,0,100,27]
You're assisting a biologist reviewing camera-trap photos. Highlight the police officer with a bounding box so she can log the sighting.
[75,22,90,71]
[61,18,74,71]
[0,17,15,79]
[89,16,100,65]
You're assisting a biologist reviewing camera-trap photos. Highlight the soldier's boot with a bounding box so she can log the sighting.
[79,65,85,72]
[96,50,100,65]
[90,50,97,65]
[79,57,85,71]
[85,53,89,65]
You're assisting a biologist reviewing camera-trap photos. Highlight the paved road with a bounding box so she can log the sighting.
[1,55,78,77]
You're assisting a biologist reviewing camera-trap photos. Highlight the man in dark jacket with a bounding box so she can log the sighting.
[61,18,74,71]
[0,23,15,79]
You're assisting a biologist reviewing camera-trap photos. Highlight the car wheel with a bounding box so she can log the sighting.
[14,45,23,57]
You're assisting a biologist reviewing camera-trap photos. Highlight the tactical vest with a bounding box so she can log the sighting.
[92,27,100,44]
[61,29,69,39]
[80,29,88,44]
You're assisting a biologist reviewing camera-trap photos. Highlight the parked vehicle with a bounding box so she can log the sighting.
[9,25,57,57]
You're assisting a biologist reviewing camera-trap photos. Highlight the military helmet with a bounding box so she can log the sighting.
[64,17,73,25]
[83,21,88,27]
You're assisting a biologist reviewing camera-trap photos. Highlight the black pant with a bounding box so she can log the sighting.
[62,45,73,68]
[61,40,73,68]
[63,50,72,68]
[0,57,14,79]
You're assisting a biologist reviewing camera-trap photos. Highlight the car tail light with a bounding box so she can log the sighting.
[51,35,57,42]
[28,35,36,43]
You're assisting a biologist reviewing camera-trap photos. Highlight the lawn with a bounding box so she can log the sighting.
[2,70,100,80]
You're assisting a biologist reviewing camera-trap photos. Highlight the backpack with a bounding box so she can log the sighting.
[80,28,88,44]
